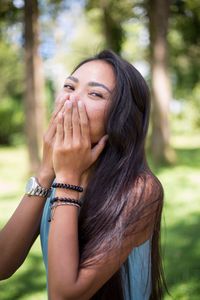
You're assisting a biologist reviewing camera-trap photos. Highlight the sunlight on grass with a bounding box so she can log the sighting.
[171,133,200,149]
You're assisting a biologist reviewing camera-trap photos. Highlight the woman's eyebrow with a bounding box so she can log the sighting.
[66,76,111,93]
[88,81,111,93]
[66,76,79,83]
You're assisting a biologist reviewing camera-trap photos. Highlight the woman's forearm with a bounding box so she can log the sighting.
[48,175,80,299]
[0,172,53,280]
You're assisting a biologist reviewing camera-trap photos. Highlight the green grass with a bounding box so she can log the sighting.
[159,135,200,300]
[0,146,47,300]
[0,133,200,300]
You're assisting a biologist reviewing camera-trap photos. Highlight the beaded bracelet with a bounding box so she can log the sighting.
[50,197,82,207]
[52,182,83,192]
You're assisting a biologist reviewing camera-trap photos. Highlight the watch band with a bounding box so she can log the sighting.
[29,185,52,197]
[25,176,52,198]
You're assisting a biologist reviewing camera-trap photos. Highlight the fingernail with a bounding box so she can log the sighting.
[66,100,72,108]
[78,101,82,108]
[58,112,63,119]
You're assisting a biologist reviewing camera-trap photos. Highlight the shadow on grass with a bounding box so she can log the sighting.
[0,253,46,300]
[148,147,200,173]
[175,147,200,169]
[163,212,200,298]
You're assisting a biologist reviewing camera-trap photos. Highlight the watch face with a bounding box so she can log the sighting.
[25,177,36,193]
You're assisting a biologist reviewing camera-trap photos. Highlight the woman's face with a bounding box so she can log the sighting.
[58,60,116,144]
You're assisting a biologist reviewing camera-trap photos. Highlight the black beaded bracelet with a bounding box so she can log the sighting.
[50,196,82,207]
[52,182,83,192]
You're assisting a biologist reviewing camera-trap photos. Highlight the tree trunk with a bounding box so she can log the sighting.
[24,0,45,173]
[100,0,123,54]
[149,0,175,164]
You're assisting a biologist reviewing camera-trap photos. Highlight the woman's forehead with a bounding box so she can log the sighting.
[72,60,116,88]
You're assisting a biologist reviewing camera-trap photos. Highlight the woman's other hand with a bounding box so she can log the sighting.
[37,95,69,187]
[53,99,108,183]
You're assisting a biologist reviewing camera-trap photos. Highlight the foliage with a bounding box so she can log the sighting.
[0,40,24,145]
[0,98,24,145]
[0,41,23,99]
[167,0,200,131]
[169,0,200,96]
[0,0,23,37]
[0,1,24,145]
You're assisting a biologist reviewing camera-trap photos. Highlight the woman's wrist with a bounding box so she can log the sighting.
[36,169,55,189]
[55,173,82,186]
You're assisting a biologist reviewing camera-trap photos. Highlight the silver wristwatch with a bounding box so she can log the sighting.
[25,176,52,197]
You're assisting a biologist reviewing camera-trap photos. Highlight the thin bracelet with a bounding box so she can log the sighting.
[52,202,81,209]
[52,182,83,192]
[48,202,80,222]
[51,200,81,209]
[50,197,82,207]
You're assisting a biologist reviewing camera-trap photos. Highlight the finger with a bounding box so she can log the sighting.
[45,122,57,141]
[49,99,64,128]
[54,97,65,116]
[50,93,63,118]
[78,101,90,140]
[46,100,65,140]
[48,94,70,134]
[55,92,69,106]
[72,101,81,143]
[91,135,108,163]
[53,94,70,120]
[64,100,72,144]
[45,94,69,143]
[55,112,64,146]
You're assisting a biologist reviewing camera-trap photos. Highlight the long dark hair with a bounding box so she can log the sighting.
[73,50,166,299]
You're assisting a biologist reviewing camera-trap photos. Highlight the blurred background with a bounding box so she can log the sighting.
[0,0,199,299]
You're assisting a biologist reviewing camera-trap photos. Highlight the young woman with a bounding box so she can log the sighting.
[0,50,165,299]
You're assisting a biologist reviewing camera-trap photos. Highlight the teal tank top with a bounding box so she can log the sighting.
[40,189,151,299]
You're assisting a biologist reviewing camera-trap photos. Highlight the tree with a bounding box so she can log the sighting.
[0,40,24,145]
[0,1,24,145]
[86,0,133,54]
[169,0,200,129]
[0,0,46,172]
[24,0,46,173]
[148,0,175,164]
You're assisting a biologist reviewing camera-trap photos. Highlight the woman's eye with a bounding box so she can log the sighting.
[90,92,103,98]
[63,84,74,91]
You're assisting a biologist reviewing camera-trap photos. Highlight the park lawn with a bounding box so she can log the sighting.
[159,134,200,300]
[0,133,200,300]
[0,147,47,300]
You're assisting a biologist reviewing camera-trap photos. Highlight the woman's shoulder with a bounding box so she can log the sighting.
[131,169,164,203]
[120,170,163,248]
[132,170,163,193]
[136,169,163,187]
